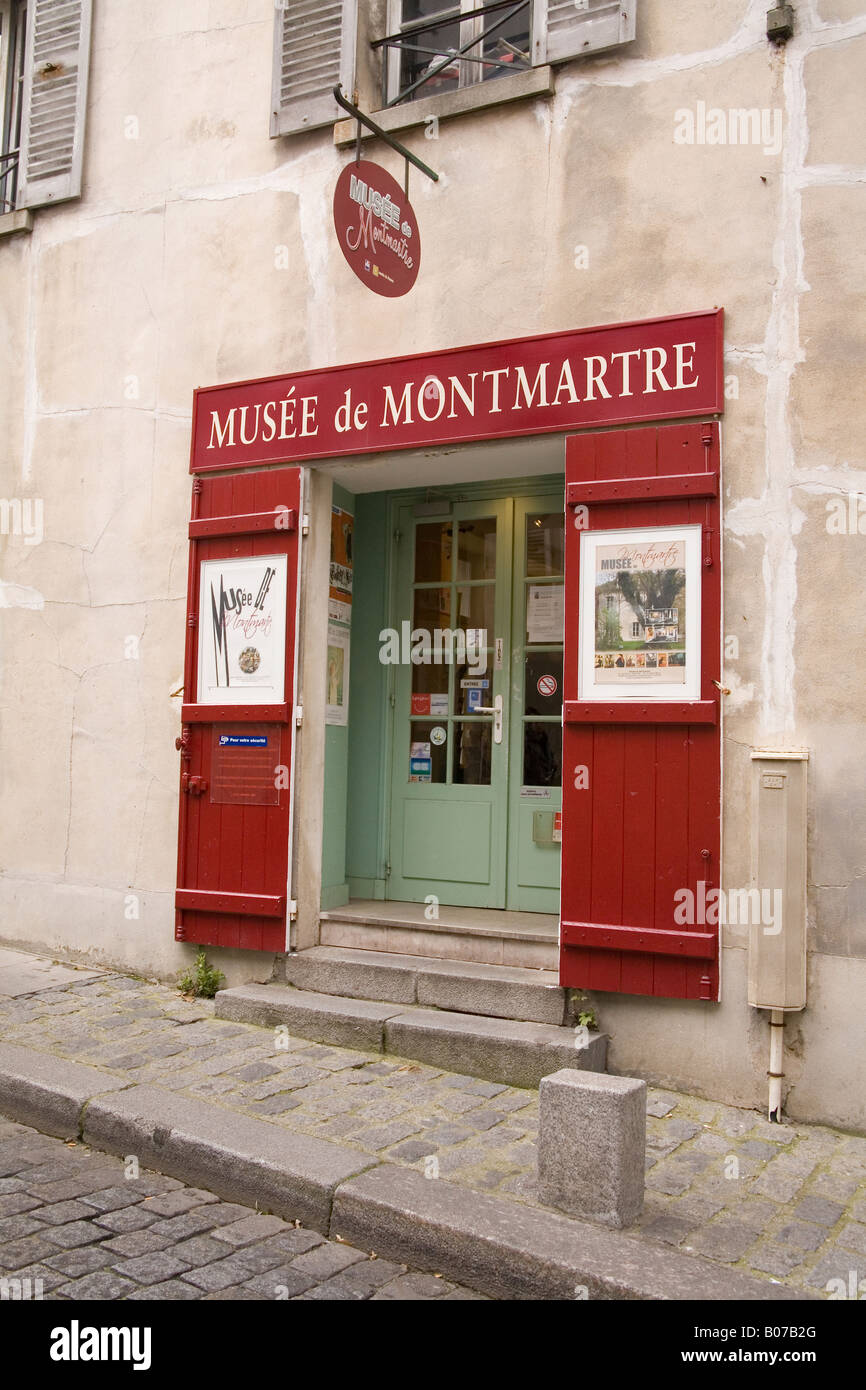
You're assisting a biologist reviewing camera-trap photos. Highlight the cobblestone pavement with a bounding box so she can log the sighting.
[2,964,866,1295]
[0,1118,486,1300]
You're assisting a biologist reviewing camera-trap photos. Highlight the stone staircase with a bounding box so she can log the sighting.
[319,902,559,970]
[214,946,607,1090]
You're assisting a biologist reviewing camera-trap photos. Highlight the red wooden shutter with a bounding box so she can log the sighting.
[175,467,302,953]
[560,423,721,1001]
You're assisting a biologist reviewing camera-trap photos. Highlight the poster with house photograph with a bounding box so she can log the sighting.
[579,526,701,701]
[594,536,687,686]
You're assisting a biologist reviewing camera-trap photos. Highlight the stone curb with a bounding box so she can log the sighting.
[0,1041,132,1138]
[330,1165,818,1302]
[0,1043,818,1301]
[82,1084,378,1234]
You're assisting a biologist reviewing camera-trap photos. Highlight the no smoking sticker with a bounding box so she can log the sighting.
[537,674,558,698]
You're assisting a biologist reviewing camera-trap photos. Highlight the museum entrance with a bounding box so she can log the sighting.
[384,486,564,912]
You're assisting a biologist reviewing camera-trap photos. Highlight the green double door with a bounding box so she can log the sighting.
[387,490,564,912]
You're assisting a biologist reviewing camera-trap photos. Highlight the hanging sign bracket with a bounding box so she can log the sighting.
[333,85,440,189]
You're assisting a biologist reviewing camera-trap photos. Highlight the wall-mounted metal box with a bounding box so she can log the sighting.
[533,810,555,845]
[748,749,809,1011]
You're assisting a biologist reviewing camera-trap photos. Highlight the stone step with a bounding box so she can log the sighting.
[214,984,607,1090]
[283,946,568,1025]
[319,906,558,971]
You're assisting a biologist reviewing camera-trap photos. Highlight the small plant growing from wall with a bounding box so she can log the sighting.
[178,948,225,999]
[568,989,598,1031]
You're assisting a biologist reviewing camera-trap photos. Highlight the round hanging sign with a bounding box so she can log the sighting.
[333,159,420,298]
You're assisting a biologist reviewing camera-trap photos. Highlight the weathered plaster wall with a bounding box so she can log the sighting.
[1,1,865,1124]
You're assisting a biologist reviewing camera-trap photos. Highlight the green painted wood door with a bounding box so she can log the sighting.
[386,491,563,911]
[505,497,565,913]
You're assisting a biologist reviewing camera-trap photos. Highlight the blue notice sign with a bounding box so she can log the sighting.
[219,735,269,747]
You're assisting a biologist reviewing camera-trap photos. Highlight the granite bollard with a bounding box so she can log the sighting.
[537,1069,646,1228]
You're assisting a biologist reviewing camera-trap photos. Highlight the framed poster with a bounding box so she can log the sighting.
[329,506,354,626]
[578,524,702,701]
[197,555,288,705]
[325,623,351,727]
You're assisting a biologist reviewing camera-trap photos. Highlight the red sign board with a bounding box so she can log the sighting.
[190,311,724,474]
[333,159,420,298]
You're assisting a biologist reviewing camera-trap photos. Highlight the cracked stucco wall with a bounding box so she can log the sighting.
[0,0,865,1126]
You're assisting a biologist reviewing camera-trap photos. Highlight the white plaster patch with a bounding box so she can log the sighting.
[722,672,756,710]
[0,580,45,610]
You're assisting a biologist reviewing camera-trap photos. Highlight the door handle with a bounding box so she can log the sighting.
[472,694,503,745]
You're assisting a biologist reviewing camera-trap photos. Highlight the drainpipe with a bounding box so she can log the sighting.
[768,1009,785,1122]
[749,750,809,1125]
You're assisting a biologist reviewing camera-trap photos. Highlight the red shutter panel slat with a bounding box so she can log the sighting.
[560,423,722,1001]
[174,466,302,955]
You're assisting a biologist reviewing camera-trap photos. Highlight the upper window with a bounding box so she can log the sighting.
[383,1,532,108]
[271,0,637,138]
[0,0,26,211]
[0,0,92,216]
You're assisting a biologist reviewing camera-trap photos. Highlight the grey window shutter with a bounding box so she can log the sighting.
[271,0,357,138]
[17,0,93,209]
[532,0,636,66]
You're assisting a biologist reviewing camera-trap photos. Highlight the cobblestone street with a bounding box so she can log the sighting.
[0,1118,485,1300]
[1,963,865,1296]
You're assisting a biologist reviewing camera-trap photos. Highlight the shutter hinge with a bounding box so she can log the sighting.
[393,528,402,543]
[384,862,392,879]
[295,705,303,727]
[187,613,197,628]
[703,527,714,569]
[288,899,298,920]
[389,688,396,709]
[301,513,310,536]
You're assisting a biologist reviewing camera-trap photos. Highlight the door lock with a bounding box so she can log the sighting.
[472,694,503,745]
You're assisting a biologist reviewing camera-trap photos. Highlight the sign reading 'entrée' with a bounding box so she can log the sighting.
[190,311,724,474]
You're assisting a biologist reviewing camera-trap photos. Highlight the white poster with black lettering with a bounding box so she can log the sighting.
[197,555,288,705]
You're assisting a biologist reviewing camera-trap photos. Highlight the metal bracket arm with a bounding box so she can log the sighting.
[332,85,439,183]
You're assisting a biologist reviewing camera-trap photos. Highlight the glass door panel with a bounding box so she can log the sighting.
[387,497,513,908]
[507,495,565,912]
